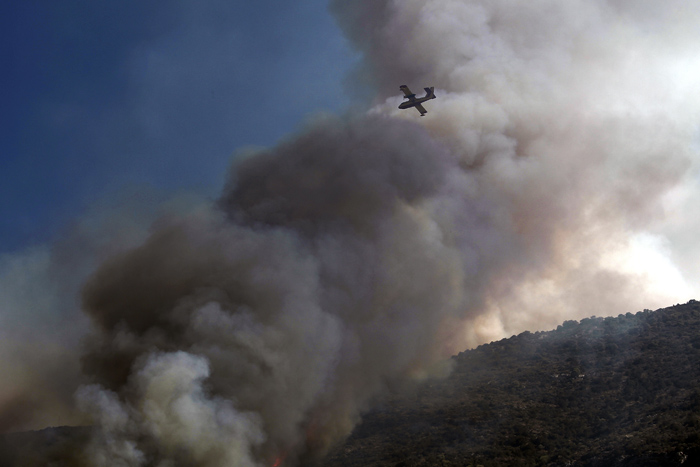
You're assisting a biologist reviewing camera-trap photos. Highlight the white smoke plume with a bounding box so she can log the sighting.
[4,0,700,465]
[332,0,700,336]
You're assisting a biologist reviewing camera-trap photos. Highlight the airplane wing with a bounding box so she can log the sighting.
[415,103,427,115]
[400,85,416,98]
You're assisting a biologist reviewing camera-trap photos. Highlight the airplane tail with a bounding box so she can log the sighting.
[424,87,435,99]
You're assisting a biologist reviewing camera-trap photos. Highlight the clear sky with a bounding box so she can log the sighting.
[2,0,356,253]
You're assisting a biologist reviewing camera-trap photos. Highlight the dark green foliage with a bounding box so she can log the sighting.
[0,426,92,466]
[322,300,700,466]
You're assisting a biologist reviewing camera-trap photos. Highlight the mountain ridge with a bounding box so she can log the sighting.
[322,300,700,466]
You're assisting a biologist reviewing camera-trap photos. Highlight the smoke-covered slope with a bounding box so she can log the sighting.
[6,301,700,466]
[323,300,700,466]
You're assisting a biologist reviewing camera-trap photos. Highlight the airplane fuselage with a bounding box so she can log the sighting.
[398,95,435,109]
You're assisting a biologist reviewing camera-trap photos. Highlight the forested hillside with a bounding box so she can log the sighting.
[323,300,700,466]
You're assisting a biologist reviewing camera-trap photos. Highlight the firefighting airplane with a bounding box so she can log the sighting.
[398,85,436,116]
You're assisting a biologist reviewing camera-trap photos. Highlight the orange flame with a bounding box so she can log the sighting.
[271,451,287,467]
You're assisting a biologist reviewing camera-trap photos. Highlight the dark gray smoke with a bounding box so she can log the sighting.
[78,115,475,465]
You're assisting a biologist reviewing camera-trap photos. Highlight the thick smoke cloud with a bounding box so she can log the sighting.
[78,116,471,464]
[333,0,700,334]
[4,0,699,465]
[78,0,700,464]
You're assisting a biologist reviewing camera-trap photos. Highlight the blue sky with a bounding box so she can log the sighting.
[2,0,356,253]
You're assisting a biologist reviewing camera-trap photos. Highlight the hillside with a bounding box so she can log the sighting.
[3,301,700,466]
[321,300,700,466]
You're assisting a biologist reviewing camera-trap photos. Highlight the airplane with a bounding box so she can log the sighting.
[398,85,436,116]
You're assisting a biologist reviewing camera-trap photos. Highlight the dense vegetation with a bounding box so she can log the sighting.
[322,300,700,466]
[0,426,90,466]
